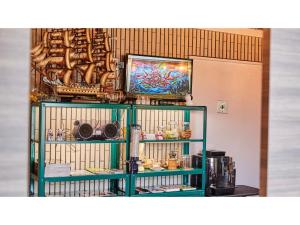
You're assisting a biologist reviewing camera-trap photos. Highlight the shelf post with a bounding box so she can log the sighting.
[130,174,136,196]
[38,103,46,197]
[125,174,131,196]
[183,110,190,185]
[29,105,36,196]
[202,107,207,192]
[110,108,121,193]
[126,106,132,161]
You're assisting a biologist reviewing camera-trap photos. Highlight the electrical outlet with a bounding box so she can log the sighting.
[216,100,228,114]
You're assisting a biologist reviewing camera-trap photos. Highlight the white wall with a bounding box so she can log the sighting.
[191,57,262,188]
[268,29,300,196]
[0,29,30,196]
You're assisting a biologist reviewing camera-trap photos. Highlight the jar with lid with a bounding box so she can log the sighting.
[165,121,179,139]
[180,121,192,139]
[180,154,192,169]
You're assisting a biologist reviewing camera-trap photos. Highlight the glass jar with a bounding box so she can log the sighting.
[130,124,142,158]
[180,122,192,139]
[180,155,191,169]
[165,121,179,139]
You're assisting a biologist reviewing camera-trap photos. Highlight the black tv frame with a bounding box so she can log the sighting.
[124,54,193,100]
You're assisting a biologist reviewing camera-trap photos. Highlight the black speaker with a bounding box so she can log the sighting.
[73,121,94,140]
[93,122,119,140]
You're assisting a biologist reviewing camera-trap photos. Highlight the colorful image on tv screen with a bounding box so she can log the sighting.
[128,57,192,96]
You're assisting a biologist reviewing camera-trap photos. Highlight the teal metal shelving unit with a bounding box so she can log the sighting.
[29,102,131,197]
[29,102,207,197]
[130,104,207,197]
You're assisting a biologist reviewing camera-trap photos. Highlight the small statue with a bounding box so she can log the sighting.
[169,150,177,159]
[56,128,65,141]
[185,93,193,106]
[168,150,178,170]
[47,129,54,141]
[155,125,164,140]
[155,130,164,140]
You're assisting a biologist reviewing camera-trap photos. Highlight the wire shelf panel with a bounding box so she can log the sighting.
[30,102,131,197]
[33,104,129,169]
[33,178,127,197]
[132,174,202,196]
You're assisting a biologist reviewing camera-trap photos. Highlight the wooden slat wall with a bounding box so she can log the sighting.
[260,29,270,197]
[31,28,262,89]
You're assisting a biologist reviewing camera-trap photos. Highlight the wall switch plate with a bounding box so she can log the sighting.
[216,100,228,113]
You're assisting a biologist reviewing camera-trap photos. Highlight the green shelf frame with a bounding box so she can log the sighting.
[134,168,203,177]
[43,173,129,182]
[140,139,203,143]
[130,104,207,197]
[131,104,207,111]
[45,139,126,144]
[30,102,132,197]
[30,102,207,197]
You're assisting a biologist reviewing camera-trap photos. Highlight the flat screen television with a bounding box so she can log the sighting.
[126,54,192,99]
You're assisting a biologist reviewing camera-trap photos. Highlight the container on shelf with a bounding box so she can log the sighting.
[180,155,192,169]
[130,124,142,158]
[180,122,192,139]
[155,125,165,140]
[164,121,179,139]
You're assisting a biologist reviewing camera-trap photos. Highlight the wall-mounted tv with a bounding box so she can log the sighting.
[126,54,192,99]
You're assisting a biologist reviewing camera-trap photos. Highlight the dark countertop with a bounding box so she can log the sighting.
[216,185,259,197]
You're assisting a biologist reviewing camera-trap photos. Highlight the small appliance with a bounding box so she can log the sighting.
[127,124,142,174]
[191,150,236,196]
[73,121,94,140]
[93,122,119,140]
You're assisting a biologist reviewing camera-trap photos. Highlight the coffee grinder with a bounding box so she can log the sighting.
[127,124,142,174]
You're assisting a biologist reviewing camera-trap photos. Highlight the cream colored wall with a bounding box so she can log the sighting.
[191,57,262,188]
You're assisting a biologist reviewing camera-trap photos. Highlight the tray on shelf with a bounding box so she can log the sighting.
[132,189,205,197]
[45,139,126,144]
[140,139,203,143]
[135,168,203,177]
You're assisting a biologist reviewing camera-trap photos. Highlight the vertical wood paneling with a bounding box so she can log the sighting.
[185,29,189,57]
[164,28,168,57]
[188,28,193,57]
[152,28,156,55]
[31,28,263,89]
[125,29,129,55]
[172,28,176,58]
[169,28,173,57]
[176,29,180,58]
[234,34,238,60]
[211,31,216,58]
[200,30,204,57]
[134,28,138,54]
[260,29,270,197]
[196,29,200,57]
[157,28,161,56]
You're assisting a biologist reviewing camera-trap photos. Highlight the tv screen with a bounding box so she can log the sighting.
[126,55,192,99]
